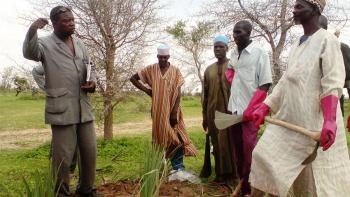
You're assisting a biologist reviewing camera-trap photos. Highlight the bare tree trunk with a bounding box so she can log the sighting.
[197,66,204,89]
[193,52,204,101]
[271,0,290,83]
[103,49,116,140]
[196,64,204,93]
[103,98,113,140]
[272,51,283,83]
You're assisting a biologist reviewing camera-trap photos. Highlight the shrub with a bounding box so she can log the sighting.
[135,99,151,113]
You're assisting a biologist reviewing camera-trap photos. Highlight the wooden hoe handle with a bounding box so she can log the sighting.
[265,117,321,142]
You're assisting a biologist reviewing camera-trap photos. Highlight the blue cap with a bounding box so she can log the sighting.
[214,35,229,45]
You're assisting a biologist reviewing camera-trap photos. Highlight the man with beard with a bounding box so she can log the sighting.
[227,20,272,197]
[23,6,101,197]
[201,35,237,186]
[249,0,350,196]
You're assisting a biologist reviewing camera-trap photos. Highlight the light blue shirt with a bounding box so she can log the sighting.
[228,43,272,114]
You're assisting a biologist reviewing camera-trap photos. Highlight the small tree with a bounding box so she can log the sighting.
[0,66,15,90]
[26,0,161,139]
[14,77,29,96]
[166,21,215,91]
[206,0,349,83]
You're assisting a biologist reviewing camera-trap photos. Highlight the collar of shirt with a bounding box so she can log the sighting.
[229,42,255,69]
[51,33,77,45]
[299,35,309,45]
[241,42,254,54]
[236,42,255,55]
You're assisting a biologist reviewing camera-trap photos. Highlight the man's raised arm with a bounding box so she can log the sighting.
[23,18,48,61]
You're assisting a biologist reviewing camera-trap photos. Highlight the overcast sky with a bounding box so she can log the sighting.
[0,0,204,71]
[1,0,350,73]
[0,0,30,69]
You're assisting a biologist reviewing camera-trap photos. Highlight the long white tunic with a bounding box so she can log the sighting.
[250,29,350,197]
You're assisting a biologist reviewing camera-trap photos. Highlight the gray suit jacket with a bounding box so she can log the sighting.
[23,32,96,125]
[32,65,45,90]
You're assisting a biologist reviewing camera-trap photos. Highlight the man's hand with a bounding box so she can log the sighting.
[202,120,208,131]
[251,103,270,128]
[204,128,208,134]
[170,111,178,128]
[81,81,96,93]
[145,89,152,97]
[243,89,267,121]
[320,121,337,151]
[30,18,49,30]
[170,118,178,128]
[319,95,338,151]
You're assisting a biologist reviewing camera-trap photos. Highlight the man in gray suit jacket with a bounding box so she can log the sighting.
[23,6,101,197]
[32,65,79,175]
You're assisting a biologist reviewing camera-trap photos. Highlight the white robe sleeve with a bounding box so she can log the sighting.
[320,36,345,98]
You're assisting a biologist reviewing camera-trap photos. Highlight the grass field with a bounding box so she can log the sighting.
[0,91,205,196]
[0,91,202,131]
[0,91,350,196]
[0,130,207,196]
[0,92,46,131]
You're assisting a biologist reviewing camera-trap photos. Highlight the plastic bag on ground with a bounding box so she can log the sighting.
[168,169,201,184]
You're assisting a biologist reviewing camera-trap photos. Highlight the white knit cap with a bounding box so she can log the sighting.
[157,44,170,55]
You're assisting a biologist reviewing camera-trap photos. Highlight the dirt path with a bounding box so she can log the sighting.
[0,117,202,150]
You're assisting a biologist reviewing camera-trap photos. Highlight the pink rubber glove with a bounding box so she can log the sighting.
[251,103,270,128]
[243,89,267,121]
[225,68,235,85]
[347,116,350,132]
[320,95,338,151]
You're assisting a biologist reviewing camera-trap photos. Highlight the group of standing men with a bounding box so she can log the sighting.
[22,0,350,197]
[201,0,350,197]
[201,20,272,196]
[23,5,200,197]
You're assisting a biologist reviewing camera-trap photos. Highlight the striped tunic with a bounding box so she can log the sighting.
[138,63,198,157]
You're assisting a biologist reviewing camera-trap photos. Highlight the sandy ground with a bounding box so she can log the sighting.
[0,117,203,150]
